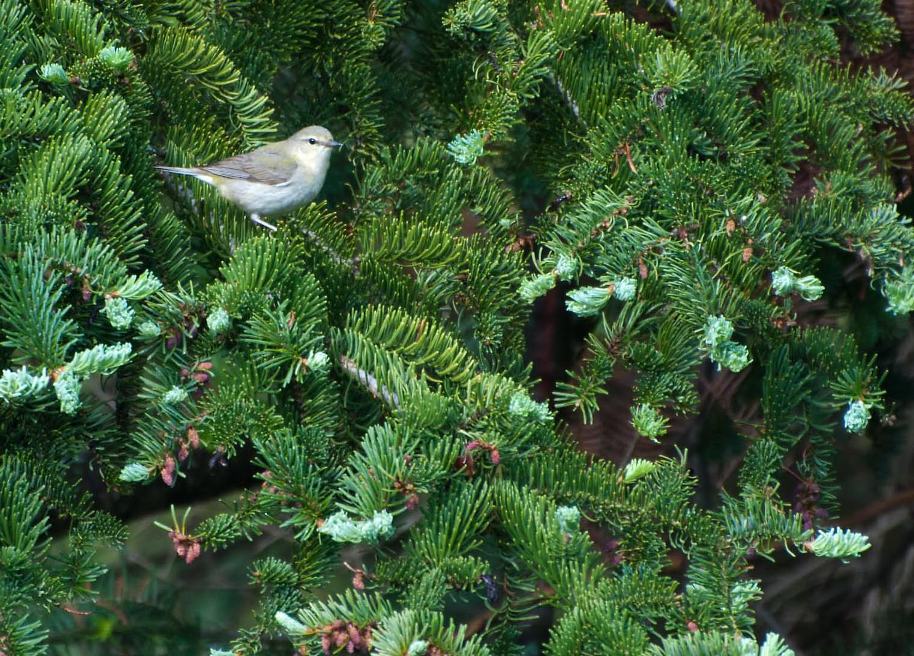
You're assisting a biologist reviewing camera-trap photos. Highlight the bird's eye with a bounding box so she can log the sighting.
[308,138,317,145]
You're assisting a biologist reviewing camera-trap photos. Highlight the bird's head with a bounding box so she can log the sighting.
[290,125,343,161]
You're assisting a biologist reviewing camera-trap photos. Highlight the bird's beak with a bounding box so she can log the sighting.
[329,140,344,149]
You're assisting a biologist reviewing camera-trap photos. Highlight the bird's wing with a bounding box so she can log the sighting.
[199,144,297,186]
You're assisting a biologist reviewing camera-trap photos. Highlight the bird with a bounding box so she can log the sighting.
[156,125,342,231]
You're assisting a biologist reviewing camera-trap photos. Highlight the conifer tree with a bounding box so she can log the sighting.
[1,0,911,655]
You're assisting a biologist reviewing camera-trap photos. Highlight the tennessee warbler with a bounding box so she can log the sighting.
[156,125,342,231]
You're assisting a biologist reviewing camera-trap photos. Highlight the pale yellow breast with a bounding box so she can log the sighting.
[216,166,326,217]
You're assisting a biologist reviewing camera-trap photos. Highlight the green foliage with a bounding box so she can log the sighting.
[649,630,795,656]
[1,0,910,654]
[806,527,872,561]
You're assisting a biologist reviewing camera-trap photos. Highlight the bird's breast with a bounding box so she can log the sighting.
[220,168,325,217]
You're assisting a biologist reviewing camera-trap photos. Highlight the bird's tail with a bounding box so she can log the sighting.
[155,165,214,184]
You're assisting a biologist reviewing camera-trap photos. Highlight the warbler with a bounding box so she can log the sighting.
[156,126,342,231]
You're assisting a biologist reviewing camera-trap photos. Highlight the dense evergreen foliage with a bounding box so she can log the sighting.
[1,0,911,654]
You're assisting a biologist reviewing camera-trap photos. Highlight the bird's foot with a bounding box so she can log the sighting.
[250,214,277,231]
